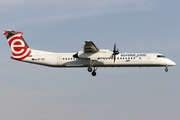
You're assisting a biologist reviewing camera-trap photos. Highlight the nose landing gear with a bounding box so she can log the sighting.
[165,66,168,72]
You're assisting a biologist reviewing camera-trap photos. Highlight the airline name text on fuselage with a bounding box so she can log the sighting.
[121,54,146,57]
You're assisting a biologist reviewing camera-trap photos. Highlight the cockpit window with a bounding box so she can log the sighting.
[157,55,166,58]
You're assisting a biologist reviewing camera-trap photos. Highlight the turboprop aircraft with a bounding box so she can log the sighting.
[4,30,176,76]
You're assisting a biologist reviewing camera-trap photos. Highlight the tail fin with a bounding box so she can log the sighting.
[3,30,31,60]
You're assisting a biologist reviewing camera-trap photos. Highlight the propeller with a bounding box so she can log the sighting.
[112,43,119,62]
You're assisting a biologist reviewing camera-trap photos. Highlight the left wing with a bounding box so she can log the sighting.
[84,40,99,52]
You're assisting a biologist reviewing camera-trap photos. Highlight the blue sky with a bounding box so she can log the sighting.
[0,0,180,120]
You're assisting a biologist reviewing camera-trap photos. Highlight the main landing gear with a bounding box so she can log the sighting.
[87,60,98,76]
[87,67,98,76]
[165,66,168,72]
[88,67,92,72]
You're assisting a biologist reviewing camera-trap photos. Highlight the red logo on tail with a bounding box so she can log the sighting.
[8,34,31,60]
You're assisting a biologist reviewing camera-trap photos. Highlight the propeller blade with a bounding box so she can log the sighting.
[114,43,116,52]
[114,55,116,63]
[114,43,116,49]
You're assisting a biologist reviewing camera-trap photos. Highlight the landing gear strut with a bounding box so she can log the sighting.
[165,67,168,72]
[87,60,98,76]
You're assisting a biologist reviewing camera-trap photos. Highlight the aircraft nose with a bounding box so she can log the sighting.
[172,61,176,66]
[167,60,176,66]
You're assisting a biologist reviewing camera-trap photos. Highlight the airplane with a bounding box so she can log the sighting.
[3,30,176,76]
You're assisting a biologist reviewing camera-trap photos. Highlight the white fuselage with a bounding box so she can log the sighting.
[4,30,176,76]
[21,49,176,68]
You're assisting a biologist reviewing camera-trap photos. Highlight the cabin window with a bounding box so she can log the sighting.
[139,57,141,59]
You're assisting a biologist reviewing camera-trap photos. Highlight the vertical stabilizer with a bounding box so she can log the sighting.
[3,30,31,60]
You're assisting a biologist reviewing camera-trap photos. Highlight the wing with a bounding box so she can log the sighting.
[84,40,99,52]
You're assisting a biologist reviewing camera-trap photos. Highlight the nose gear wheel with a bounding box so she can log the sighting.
[165,66,168,72]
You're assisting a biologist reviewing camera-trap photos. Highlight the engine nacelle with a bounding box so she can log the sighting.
[74,49,112,60]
